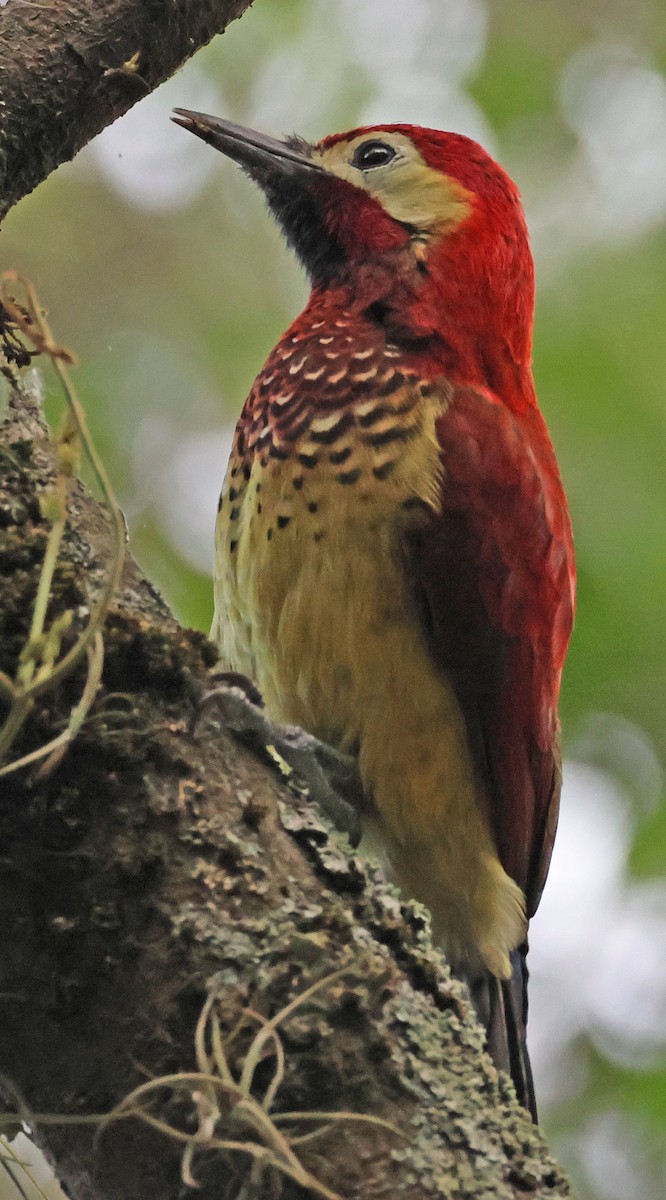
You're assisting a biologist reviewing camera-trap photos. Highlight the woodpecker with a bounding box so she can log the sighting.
[173,109,576,1119]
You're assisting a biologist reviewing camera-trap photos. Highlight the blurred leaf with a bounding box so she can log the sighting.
[629,805,666,879]
[131,517,214,631]
[587,1047,666,1131]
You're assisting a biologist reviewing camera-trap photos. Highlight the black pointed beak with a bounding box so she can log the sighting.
[172,109,343,284]
[172,109,322,182]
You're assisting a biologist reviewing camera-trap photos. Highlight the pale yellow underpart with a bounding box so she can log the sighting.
[315,132,472,234]
[212,386,526,978]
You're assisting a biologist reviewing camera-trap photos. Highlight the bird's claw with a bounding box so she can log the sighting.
[193,676,364,846]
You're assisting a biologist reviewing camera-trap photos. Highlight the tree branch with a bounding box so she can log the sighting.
[0,377,573,1199]
[0,0,254,219]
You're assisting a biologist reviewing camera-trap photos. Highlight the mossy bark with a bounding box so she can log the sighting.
[0,384,575,1199]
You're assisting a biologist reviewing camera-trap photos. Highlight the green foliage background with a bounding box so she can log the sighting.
[3,1,665,1197]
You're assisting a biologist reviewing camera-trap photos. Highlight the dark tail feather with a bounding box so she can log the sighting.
[469,943,537,1122]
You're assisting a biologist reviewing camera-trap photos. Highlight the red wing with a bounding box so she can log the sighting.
[405,384,575,916]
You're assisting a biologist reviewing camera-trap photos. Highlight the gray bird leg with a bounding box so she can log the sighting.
[193,674,364,846]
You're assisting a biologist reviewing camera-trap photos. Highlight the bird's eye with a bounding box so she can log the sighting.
[351,140,397,170]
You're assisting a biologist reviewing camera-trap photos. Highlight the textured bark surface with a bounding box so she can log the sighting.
[0,382,575,1200]
[0,0,253,219]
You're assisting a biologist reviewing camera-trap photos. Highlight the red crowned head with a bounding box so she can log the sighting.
[173,113,535,399]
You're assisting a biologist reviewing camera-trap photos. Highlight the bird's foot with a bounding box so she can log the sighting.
[193,672,364,846]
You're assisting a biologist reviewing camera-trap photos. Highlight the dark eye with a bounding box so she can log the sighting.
[351,140,397,170]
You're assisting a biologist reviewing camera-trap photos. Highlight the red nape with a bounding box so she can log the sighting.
[314,125,536,412]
